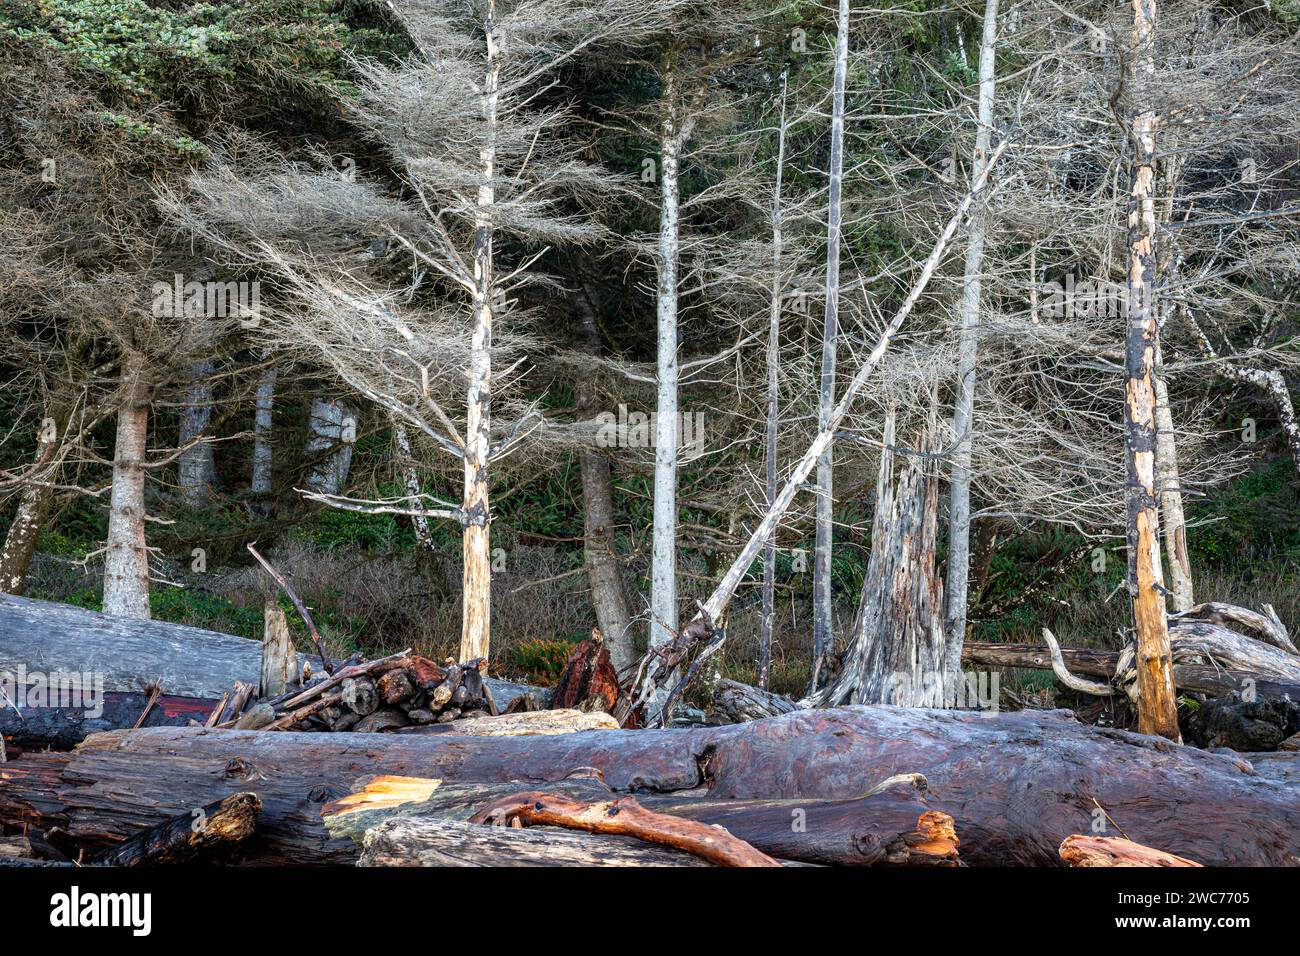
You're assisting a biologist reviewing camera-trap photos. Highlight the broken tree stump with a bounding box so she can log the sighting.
[260,602,299,698]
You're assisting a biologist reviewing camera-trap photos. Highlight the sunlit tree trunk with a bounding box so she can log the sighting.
[103,352,151,619]
[459,5,500,662]
[1124,0,1180,741]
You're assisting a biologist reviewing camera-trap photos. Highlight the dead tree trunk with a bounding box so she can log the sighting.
[102,352,151,620]
[1123,0,1180,742]
[1153,340,1193,611]
[458,9,501,664]
[250,359,276,517]
[650,59,685,714]
[177,359,218,507]
[0,389,79,595]
[944,0,1000,655]
[807,412,948,708]
[304,397,357,497]
[759,72,789,691]
[812,0,850,690]
[573,292,636,674]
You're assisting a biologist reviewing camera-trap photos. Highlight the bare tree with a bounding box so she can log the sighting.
[810,0,850,690]
[943,0,999,669]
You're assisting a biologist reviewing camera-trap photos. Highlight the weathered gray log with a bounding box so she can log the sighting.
[2,707,1298,866]
[359,816,713,867]
[711,679,796,723]
[395,709,619,736]
[962,641,1300,702]
[1170,602,1297,656]
[0,593,538,708]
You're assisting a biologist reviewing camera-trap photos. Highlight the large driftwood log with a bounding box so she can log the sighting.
[962,641,1300,701]
[396,710,619,736]
[1,708,1297,866]
[324,776,955,866]
[0,593,539,708]
[360,817,714,867]
[0,690,218,752]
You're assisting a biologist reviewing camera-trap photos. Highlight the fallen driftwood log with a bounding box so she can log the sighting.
[322,774,956,866]
[360,817,714,867]
[395,710,620,736]
[0,690,218,753]
[1058,835,1202,867]
[1,707,1296,866]
[0,594,542,747]
[89,792,261,867]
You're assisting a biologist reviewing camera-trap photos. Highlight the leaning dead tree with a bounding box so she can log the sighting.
[626,139,1010,724]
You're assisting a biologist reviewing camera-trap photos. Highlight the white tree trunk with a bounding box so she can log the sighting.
[251,361,276,516]
[1153,338,1193,611]
[650,63,682,696]
[102,354,151,620]
[177,360,217,507]
[943,0,1000,673]
[394,422,436,553]
[811,0,850,689]
[459,8,500,663]
[760,73,788,691]
[304,397,357,497]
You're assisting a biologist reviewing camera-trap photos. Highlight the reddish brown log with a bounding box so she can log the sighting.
[1,708,1296,866]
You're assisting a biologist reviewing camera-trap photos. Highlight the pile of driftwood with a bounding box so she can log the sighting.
[221,652,499,733]
[3,706,1297,867]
